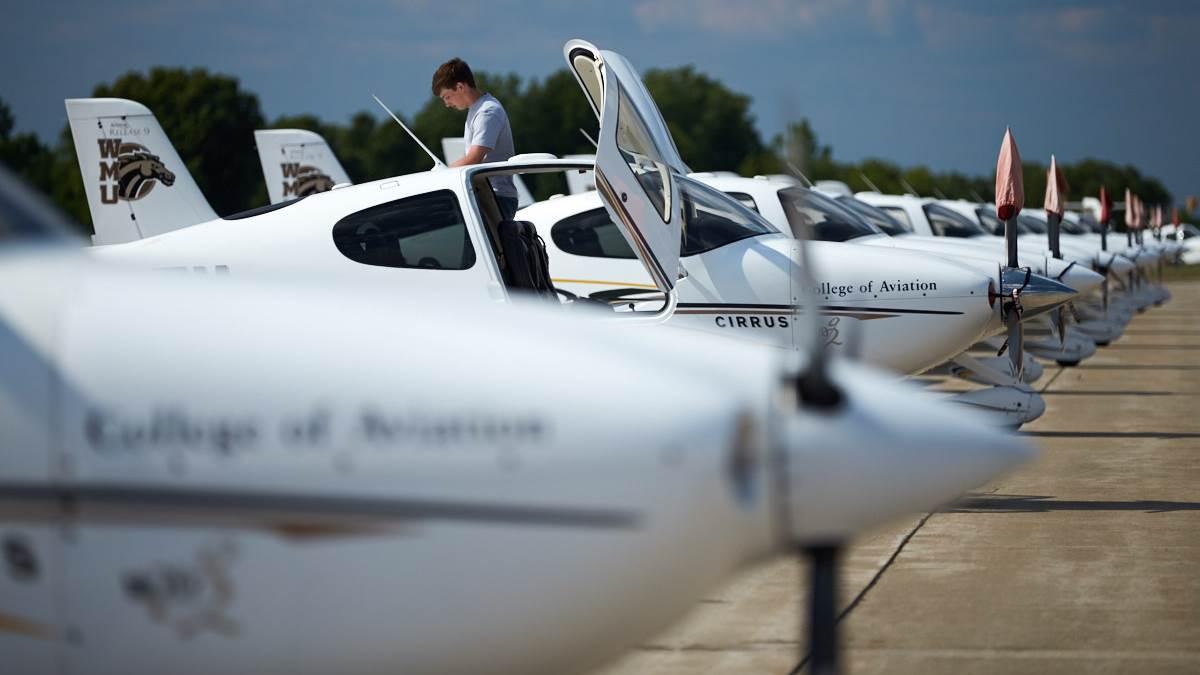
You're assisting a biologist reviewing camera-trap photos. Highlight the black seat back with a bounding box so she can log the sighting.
[496,220,558,302]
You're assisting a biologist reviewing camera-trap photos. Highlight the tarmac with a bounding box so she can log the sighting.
[596,280,1200,675]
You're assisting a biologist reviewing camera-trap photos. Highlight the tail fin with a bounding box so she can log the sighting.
[254,129,351,205]
[65,98,217,245]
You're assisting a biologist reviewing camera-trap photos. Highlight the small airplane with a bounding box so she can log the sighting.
[243,103,1087,427]
[68,62,1072,429]
[0,150,1033,673]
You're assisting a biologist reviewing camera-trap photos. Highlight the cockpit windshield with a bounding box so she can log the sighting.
[778,188,884,241]
[835,196,910,236]
[1060,216,1090,235]
[551,176,774,259]
[923,203,990,237]
[975,208,1004,235]
[1017,214,1047,234]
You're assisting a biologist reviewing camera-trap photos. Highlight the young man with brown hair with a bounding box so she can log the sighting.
[431,58,518,220]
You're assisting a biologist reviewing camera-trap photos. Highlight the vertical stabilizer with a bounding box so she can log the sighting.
[253,129,352,205]
[65,98,217,245]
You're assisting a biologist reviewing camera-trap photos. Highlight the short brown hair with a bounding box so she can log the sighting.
[431,58,476,95]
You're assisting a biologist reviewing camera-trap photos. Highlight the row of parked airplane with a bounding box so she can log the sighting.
[0,37,1188,675]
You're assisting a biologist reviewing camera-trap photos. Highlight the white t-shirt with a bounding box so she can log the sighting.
[465,93,516,199]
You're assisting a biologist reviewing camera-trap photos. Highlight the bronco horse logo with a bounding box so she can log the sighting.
[282,163,335,198]
[97,138,176,204]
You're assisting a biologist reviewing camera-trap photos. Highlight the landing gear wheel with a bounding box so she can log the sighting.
[1056,359,1080,367]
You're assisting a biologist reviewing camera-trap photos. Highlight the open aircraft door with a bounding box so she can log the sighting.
[564,39,687,295]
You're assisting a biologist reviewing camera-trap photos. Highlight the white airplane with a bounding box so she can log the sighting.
[1162,222,1200,264]
[68,66,1072,427]
[243,141,1062,426]
[854,191,1107,363]
[686,173,1099,381]
[0,155,1033,672]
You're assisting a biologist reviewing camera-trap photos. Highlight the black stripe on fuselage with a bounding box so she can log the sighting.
[676,303,964,316]
[0,484,641,531]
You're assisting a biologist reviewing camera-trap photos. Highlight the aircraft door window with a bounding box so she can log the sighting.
[615,81,672,222]
[332,190,476,270]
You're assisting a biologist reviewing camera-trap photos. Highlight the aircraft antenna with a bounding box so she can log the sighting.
[785,161,813,188]
[857,171,882,193]
[900,178,921,197]
[932,187,947,199]
[579,128,598,150]
[371,94,446,169]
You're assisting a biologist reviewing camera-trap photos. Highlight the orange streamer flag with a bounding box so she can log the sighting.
[1099,186,1111,223]
[994,128,1024,221]
[1124,189,1135,228]
[1043,155,1064,216]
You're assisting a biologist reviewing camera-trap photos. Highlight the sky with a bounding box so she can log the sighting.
[2,0,1197,203]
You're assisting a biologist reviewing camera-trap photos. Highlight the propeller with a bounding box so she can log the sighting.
[777,152,844,675]
[993,264,1029,379]
[993,128,1025,379]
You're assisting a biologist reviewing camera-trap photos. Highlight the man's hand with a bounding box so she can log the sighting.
[450,145,490,167]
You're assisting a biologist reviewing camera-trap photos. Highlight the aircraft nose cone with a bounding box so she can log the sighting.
[1001,269,1077,318]
[1105,254,1135,276]
[780,363,1035,545]
[1058,264,1104,295]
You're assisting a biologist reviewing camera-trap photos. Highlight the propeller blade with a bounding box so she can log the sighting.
[1055,306,1066,348]
[1008,310,1024,380]
[806,545,841,675]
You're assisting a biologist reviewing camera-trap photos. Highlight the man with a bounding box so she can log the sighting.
[431,58,518,221]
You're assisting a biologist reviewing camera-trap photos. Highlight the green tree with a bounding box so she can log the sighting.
[0,97,57,202]
[642,66,766,174]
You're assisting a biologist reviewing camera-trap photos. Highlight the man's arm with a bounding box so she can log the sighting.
[450,145,490,167]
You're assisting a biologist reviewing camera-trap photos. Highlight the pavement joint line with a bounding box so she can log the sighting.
[849,648,1200,660]
[788,512,935,675]
[1038,366,1065,394]
[1020,431,1200,439]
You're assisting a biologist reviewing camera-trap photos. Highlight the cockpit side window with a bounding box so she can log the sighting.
[332,189,475,270]
[551,207,638,259]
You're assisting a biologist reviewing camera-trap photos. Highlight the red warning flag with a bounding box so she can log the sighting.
[1173,207,1180,227]
[1099,186,1111,223]
[1043,155,1064,216]
[994,128,1024,221]
[1125,188,1135,228]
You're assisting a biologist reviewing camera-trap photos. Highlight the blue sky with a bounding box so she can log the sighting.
[3,0,1197,202]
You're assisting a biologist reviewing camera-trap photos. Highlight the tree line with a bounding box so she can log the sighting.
[0,66,1182,235]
